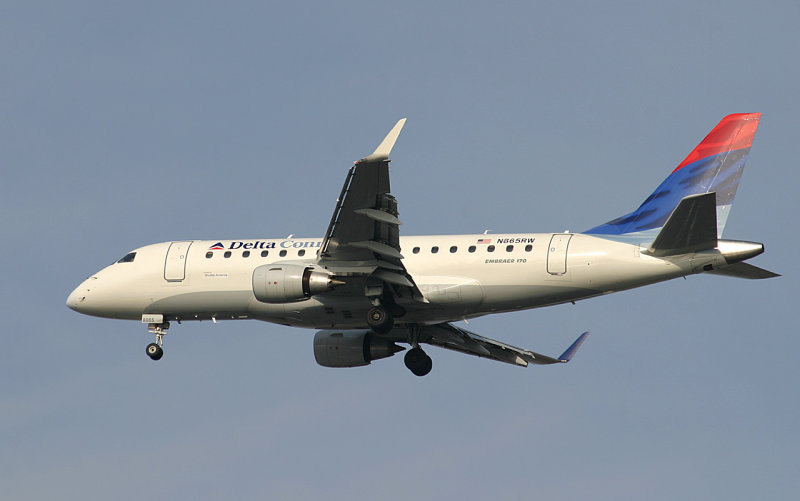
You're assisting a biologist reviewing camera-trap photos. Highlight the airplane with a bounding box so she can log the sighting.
[67,113,777,376]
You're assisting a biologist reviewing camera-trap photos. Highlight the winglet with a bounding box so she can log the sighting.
[361,118,407,163]
[558,332,590,362]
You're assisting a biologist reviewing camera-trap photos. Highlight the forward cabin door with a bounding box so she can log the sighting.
[164,241,193,281]
[546,234,572,275]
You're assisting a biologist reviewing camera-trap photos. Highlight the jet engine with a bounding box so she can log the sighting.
[252,264,340,303]
[313,330,405,368]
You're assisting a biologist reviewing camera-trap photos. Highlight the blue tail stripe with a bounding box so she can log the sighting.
[584,148,750,236]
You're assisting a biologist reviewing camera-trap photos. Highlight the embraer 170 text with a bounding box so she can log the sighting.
[67,114,777,376]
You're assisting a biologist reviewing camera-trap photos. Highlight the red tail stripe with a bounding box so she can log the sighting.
[673,113,761,173]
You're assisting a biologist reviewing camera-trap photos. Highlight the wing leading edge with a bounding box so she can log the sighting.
[421,323,590,367]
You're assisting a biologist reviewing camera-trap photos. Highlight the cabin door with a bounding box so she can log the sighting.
[164,241,193,281]
[546,234,572,275]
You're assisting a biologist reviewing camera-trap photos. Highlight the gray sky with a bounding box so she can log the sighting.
[2,1,798,499]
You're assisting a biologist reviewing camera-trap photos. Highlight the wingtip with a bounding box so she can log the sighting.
[360,118,407,162]
[558,331,590,362]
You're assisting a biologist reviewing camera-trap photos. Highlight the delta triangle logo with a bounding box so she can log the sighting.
[209,242,225,250]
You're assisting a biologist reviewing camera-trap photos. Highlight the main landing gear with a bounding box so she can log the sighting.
[146,322,169,361]
[404,346,432,377]
[365,300,431,376]
[401,324,432,376]
[366,305,394,334]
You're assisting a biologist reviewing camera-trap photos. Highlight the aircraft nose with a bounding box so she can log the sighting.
[66,286,85,312]
[66,276,96,312]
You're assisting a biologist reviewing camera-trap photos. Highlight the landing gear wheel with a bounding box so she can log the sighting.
[404,346,432,377]
[146,343,164,361]
[367,306,394,334]
[146,321,169,360]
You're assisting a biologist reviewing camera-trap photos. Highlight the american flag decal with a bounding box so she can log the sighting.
[477,238,491,244]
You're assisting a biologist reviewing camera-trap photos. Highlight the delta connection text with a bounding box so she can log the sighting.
[211,240,322,250]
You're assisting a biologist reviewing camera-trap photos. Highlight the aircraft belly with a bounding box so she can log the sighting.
[477,284,602,312]
[248,296,374,329]
[147,290,253,319]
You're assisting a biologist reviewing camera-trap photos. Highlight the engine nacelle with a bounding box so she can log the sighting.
[313,330,405,368]
[252,264,337,303]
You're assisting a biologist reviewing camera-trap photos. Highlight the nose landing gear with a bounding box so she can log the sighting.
[146,322,169,361]
[146,342,163,360]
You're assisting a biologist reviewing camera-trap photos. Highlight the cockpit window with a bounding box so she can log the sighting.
[117,252,136,263]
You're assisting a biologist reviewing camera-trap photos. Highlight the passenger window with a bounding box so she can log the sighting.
[506,245,514,252]
[525,244,533,252]
[279,250,287,257]
[413,247,420,254]
[431,246,439,254]
[242,251,250,258]
[117,252,136,263]
[298,249,305,257]
[224,251,231,258]
[468,246,476,253]
[487,245,495,252]
[205,251,213,259]
[450,246,457,253]
[261,250,269,257]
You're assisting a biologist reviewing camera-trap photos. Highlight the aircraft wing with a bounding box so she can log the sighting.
[421,323,590,367]
[317,119,424,301]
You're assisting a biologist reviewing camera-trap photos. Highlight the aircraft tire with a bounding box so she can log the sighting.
[367,306,394,334]
[146,343,163,361]
[404,347,432,376]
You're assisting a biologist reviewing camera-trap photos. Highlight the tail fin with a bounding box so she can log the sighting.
[584,113,761,241]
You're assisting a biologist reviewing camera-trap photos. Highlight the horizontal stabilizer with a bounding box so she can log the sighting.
[647,192,717,256]
[707,261,780,279]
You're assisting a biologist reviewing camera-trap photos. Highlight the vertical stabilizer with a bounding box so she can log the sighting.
[585,113,761,241]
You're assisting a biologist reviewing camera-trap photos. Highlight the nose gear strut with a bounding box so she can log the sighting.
[145,322,169,361]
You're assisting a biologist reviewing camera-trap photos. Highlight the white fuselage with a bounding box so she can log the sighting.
[67,233,734,329]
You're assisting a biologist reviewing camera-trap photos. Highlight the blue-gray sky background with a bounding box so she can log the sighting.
[2,1,797,499]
